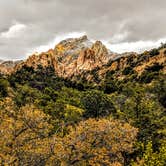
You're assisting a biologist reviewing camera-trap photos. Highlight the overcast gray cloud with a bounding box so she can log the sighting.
[0,0,166,60]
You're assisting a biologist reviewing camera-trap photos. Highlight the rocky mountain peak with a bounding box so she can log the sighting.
[91,40,109,57]
[52,36,112,77]
[0,36,122,77]
[0,60,23,74]
[2,36,165,81]
[54,35,93,57]
[0,35,112,77]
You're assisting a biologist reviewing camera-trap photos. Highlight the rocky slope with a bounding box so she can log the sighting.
[84,48,166,84]
[13,35,117,77]
[0,36,166,83]
[0,60,22,74]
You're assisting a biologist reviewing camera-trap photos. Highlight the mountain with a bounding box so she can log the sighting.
[0,60,22,74]
[0,35,166,84]
[0,35,116,75]
[13,35,117,78]
[0,36,166,166]
[80,47,166,84]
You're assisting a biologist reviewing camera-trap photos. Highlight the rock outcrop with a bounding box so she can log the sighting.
[0,35,166,83]
[0,60,22,74]
[13,36,115,78]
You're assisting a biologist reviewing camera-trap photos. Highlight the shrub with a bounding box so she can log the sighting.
[149,49,160,56]
[145,63,163,72]
[81,90,116,118]
[139,72,158,83]
[122,66,134,75]
[104,80,118,93]
[0,79,9,97]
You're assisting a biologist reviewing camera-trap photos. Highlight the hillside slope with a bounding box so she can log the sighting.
[4,36,114,76]
[0,37,166,166]
[0,36,166,84]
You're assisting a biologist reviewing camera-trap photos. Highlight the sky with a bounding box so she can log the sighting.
[0,0,166,60]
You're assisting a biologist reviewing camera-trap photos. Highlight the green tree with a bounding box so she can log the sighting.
[14,84,41,107]
[81,90,116,118]
[132,142,166,166]
[0,78,9,98]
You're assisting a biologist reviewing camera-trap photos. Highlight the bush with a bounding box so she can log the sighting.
[105,70,115,78]
[149,49,160,56]
[104,80,118,93]
[81,90,116,118]
[145,63,163,72]
[122,66,134,75]
[159,42,166,49]
[139,72,158,83]
[0,79,9,97]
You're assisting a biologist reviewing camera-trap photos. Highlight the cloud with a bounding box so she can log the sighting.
[0,23,26,38]
[28,32,166,56]
[27,32,86,55]
[103,37,166,53]
[0,0,166,59]
[111,31,129,44]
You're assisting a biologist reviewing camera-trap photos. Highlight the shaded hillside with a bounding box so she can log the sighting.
[0,60,22,74]
[1,36,166,86]
[0,37,166,166]
[11,35,116,78]
[78,47,166,84]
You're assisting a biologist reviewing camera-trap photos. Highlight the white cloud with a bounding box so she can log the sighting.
[26,32,166,58]
[111,31,129,44]
[27,32,86,56]
[103,37,166,53]
[0,23,26,39]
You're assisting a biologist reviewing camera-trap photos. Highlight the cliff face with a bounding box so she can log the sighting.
[13,35,115,78]
[107,49,166,74]
[0,60,22,74]
[0,36,166,82]
[85,48,166,83]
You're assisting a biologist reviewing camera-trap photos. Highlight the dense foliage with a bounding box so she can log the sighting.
[0,47,166,165]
